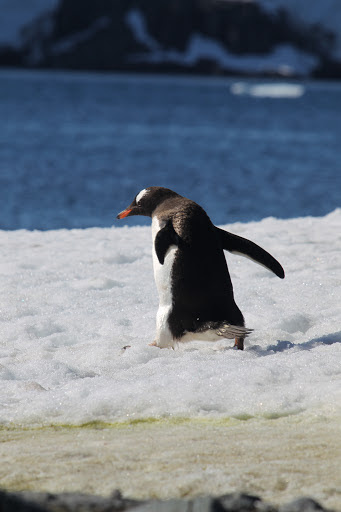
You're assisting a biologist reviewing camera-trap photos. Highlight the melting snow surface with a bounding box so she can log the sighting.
[0,210,340,426]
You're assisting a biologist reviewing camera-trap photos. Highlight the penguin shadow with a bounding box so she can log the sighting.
[249,330,341,357]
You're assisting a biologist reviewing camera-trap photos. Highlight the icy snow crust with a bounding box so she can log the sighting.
[0,211,340,427]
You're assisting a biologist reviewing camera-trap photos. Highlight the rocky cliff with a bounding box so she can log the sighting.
[1,0,341,78]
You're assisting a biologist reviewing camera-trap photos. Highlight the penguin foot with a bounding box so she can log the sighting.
[234,337,244,350]
[148,340,175,350]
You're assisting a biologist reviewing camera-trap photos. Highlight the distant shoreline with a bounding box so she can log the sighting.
[1,62,341,81]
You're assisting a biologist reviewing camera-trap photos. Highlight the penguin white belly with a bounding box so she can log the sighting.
[180,330,222,343]
[151,217,177,348]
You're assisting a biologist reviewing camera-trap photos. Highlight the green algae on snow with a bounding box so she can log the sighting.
[0,409,307,432]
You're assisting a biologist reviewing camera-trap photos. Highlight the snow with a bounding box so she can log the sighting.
[0,0,58,47]
[259,0,341,59]
[0,209,340,427]
[126,9,318,76]
[50,17,111,56]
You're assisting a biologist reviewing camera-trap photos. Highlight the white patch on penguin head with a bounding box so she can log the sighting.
[136,188,149,205]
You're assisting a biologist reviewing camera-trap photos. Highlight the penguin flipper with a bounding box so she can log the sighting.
[216,226,285,279]
[155,219,180,265]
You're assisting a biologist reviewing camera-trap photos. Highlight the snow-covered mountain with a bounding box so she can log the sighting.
[0,0,58,47]
[0,0,340,78]
[259,0,341,60]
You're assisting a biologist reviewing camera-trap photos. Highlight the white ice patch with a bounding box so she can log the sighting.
[0,209,340,426]
[230,82,305,99]
[125,10,160,53]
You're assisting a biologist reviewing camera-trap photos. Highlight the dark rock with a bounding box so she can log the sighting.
[133,499,190,511]
[0,489,47,512]
[0,489,141,512]
[0,45,23,67]
[214,492,261,511]
[192,496,217,512]
[279,497,326,512]
[313,57,341,80]
[0,490,334,512]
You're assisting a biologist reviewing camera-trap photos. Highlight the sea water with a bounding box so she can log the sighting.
[0,69,340,230]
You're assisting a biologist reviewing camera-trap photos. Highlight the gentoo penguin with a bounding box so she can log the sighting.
[117,187,284,350]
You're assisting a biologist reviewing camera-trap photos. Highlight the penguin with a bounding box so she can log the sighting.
[117,187,284,350]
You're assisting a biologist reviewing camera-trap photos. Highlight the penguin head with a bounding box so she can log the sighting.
[117,187,179,219]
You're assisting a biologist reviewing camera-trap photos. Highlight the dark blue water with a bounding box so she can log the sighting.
[0,69,340,230]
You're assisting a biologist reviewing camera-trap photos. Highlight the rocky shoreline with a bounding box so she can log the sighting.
[0,490,335,512]
[2,419,340,510]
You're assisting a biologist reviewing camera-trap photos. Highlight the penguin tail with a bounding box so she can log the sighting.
[216,323,253,339]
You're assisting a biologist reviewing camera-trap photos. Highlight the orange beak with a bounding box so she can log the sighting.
[116,208,132,219]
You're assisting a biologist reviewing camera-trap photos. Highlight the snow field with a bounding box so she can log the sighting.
[0,210,340,426]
